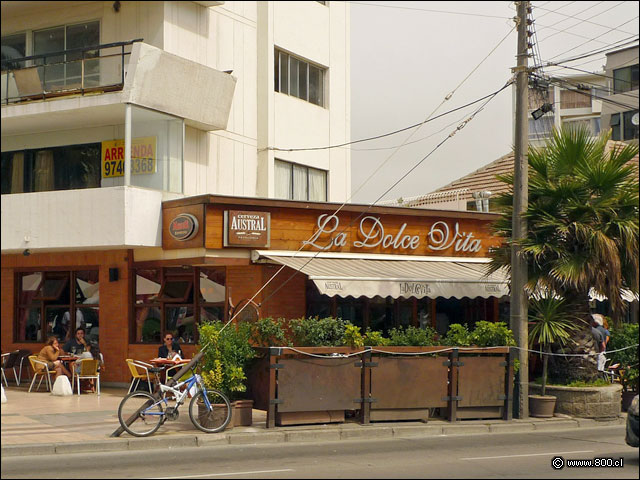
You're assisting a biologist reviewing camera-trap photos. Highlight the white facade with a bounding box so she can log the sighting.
[1,1,351,254]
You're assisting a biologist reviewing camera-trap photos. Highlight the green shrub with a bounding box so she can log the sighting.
[343,322,364,348]
[388,325,437,346]
[362,328,389,346]
[251,317,289,347]
[198,320,255,400]
[288,316,346,346]
[471,321,516,347]
[608,323,639,392]
[442,323,471,346]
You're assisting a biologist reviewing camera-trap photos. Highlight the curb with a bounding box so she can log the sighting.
[0,416,627,458]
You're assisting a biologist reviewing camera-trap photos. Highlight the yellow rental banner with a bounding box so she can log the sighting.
[101,136,157,178]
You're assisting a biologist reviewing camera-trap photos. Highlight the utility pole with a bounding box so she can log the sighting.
[512,1,530,419]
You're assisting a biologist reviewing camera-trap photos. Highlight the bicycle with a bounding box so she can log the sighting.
[117,362,232,437]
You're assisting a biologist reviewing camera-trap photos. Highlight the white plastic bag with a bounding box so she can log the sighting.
[1,385,7,403]
[51,375,73,396]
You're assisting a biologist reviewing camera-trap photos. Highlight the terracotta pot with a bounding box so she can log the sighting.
[232,399,253,426]
[622,391,637,412]
[529,394,556,418]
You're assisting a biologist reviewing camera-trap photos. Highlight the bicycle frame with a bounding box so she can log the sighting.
[140,371,214,417]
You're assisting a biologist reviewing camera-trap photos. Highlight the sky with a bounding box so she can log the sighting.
[349,1,640,204]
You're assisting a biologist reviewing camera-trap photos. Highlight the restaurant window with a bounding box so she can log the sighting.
[613,64,639,94]
[1,143,101,194]
[15,270,99,343]
[275,49,325,107]
[274,159,327,202]
[133,266,226,344]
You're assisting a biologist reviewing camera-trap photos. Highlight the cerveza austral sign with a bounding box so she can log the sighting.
[302,214,483,253]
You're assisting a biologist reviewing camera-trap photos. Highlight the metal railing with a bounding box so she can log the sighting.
[2,38,143,105]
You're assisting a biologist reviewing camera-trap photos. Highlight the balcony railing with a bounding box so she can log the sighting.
[1,39,143,105]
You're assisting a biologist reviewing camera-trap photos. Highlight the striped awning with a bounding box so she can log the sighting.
[251,250,509,299]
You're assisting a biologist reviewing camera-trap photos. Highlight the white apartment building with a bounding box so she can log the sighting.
[0,1,351,382]
[1,1,351,255]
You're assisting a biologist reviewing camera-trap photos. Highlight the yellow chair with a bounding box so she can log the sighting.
[28,355,55,392]
[76,358,100,396]
[125,359,158,394]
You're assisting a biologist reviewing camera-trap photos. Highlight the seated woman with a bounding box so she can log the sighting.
[37,336,72,380]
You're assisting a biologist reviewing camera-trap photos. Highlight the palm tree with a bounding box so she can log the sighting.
[528,297,578,396]
[489,125,639,381]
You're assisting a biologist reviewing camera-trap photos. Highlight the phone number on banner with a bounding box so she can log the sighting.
[103,157,156,177]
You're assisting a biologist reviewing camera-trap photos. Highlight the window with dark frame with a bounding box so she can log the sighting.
[274,48,325,107]
[15,270,99,343]
[613,64,639,94]
[133,266,226,344]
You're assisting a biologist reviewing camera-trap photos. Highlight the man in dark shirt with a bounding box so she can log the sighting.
[158,333,183,359]
[63,327,89,355]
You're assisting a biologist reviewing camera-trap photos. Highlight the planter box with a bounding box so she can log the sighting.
[232,399,253,427]
[529,383,622,419]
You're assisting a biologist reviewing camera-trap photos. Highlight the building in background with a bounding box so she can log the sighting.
[600,45,639,142]
[1,1,351,384]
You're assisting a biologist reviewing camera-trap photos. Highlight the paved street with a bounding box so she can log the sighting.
[2,425,638,479]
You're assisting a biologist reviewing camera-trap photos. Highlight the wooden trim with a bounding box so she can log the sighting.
[162,194,500,220]
[132,257,250,269]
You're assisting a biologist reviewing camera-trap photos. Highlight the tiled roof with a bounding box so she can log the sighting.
[425,140,639,203]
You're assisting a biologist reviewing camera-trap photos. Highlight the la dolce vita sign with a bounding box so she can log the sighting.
[302,214,485,253]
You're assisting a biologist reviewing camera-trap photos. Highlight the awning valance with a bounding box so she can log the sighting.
[252,250,509,299]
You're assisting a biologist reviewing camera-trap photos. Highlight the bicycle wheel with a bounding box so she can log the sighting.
[118,391,164,437]
[189,389,232,433]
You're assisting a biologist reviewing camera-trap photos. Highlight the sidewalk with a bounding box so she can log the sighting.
[0,384,626,457]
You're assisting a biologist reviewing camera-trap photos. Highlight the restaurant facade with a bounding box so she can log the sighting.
[0,194,509,384]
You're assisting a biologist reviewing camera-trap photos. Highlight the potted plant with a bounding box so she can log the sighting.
[527,297,578,417]
[197,319,256,428]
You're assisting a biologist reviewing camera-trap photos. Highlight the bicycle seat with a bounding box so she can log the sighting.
[148,367,164,374]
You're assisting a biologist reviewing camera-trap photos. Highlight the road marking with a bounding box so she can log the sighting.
[148,469,295,479]
[460,450,594,460]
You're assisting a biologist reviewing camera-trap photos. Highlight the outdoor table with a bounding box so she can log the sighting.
[148,358,190,383]
[58,355,80,391]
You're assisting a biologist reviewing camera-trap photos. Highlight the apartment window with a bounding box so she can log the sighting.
[275,49,325,107]
[611,110,639,141]
[1,143,101,194]
[134,267,226,344]
[559,89,591,109]
[33,21,100,90]
[613,64,639,94]
[528,115,554,140]
[15,270,100,343]
[275,159,327,201]
[1,32,26,70]
[564,117,600,136]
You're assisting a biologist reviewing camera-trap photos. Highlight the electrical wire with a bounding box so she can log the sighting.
[539,74,640,110]
[348,1,510,19]
[543,36,639,66]
[535,1,636,36]
[536,0,602,34]
[545,58,640,85]
[538,1,622,44]
[546,17,639,62]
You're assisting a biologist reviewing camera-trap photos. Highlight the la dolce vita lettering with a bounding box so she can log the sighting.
[302,215,482,253]
[231,214,267,231]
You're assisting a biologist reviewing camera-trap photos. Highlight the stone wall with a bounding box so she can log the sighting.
[529,383,622,419]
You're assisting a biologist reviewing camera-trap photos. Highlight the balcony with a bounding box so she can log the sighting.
[1,40,236,134]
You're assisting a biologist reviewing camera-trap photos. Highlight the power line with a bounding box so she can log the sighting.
[541,75,639,110]
[348,1,510,19]
[547,58,639,84]
[538,1,621,43]
[542,36,639,66]
[264,85,511,152]
[534,1,636,36]
[546,17,639,61]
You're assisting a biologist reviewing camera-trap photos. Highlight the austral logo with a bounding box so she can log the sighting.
[169,214,199,241]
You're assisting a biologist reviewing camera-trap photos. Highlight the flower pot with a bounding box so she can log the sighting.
[529,394,557,418]
[622,391,637,412]
[232,399,253,427]
[197,399,234,431]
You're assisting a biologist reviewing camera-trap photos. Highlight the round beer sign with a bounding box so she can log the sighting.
[169,214,199,241]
